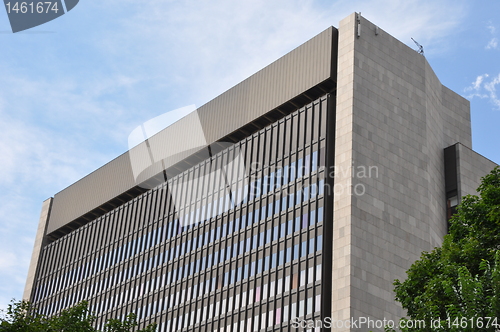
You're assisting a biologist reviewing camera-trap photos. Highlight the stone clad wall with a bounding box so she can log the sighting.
[333,13,472,330]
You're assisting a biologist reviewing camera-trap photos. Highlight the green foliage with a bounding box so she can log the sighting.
[0,300,156,332]
[46,301,95,332]
[391,167,500,331]
[103,314,156,332]
[0,300,46,332]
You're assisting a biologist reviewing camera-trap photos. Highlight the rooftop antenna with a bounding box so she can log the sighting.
[411,38,424,56]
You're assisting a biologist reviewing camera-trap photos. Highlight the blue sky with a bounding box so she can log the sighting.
[0,0,499,310]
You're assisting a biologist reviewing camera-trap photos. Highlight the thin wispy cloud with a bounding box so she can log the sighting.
[0,71,144,308]
[356,0,467,49]
[486,37,498,50]
[0,188,41,310]
[91,0,467,103]
[465,73,500,109]
[484,74,500,109]
[465,74,490,98]
[486,23,498,50]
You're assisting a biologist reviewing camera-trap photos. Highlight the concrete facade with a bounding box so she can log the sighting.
[456,143,497,198]
[332,13,494,330]
[24,198,52,301]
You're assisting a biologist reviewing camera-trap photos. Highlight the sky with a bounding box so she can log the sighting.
[0,0,499,310]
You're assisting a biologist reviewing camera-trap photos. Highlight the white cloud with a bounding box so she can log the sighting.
[465,73,500,109]
[465,74,489,97]
[484,74,500,109]
[485,23,498,50]
[486,37,498,50]
[473,74,488,90]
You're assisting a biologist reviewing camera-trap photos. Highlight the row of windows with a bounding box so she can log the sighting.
[38,149,323,285]
[179,175,325,235]
[159,294,321,332]
[40,232,322,316]
[35,178,324,303]
[99,263,322,325]
[175,149,322,225]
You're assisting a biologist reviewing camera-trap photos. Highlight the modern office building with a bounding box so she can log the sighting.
[24,13,497,331]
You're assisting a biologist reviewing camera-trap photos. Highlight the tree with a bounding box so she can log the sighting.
[47,301,95,332]
[0,300,156,332]
[103,314,156,332]
[0,300,48,332]
[391,167,500,331]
